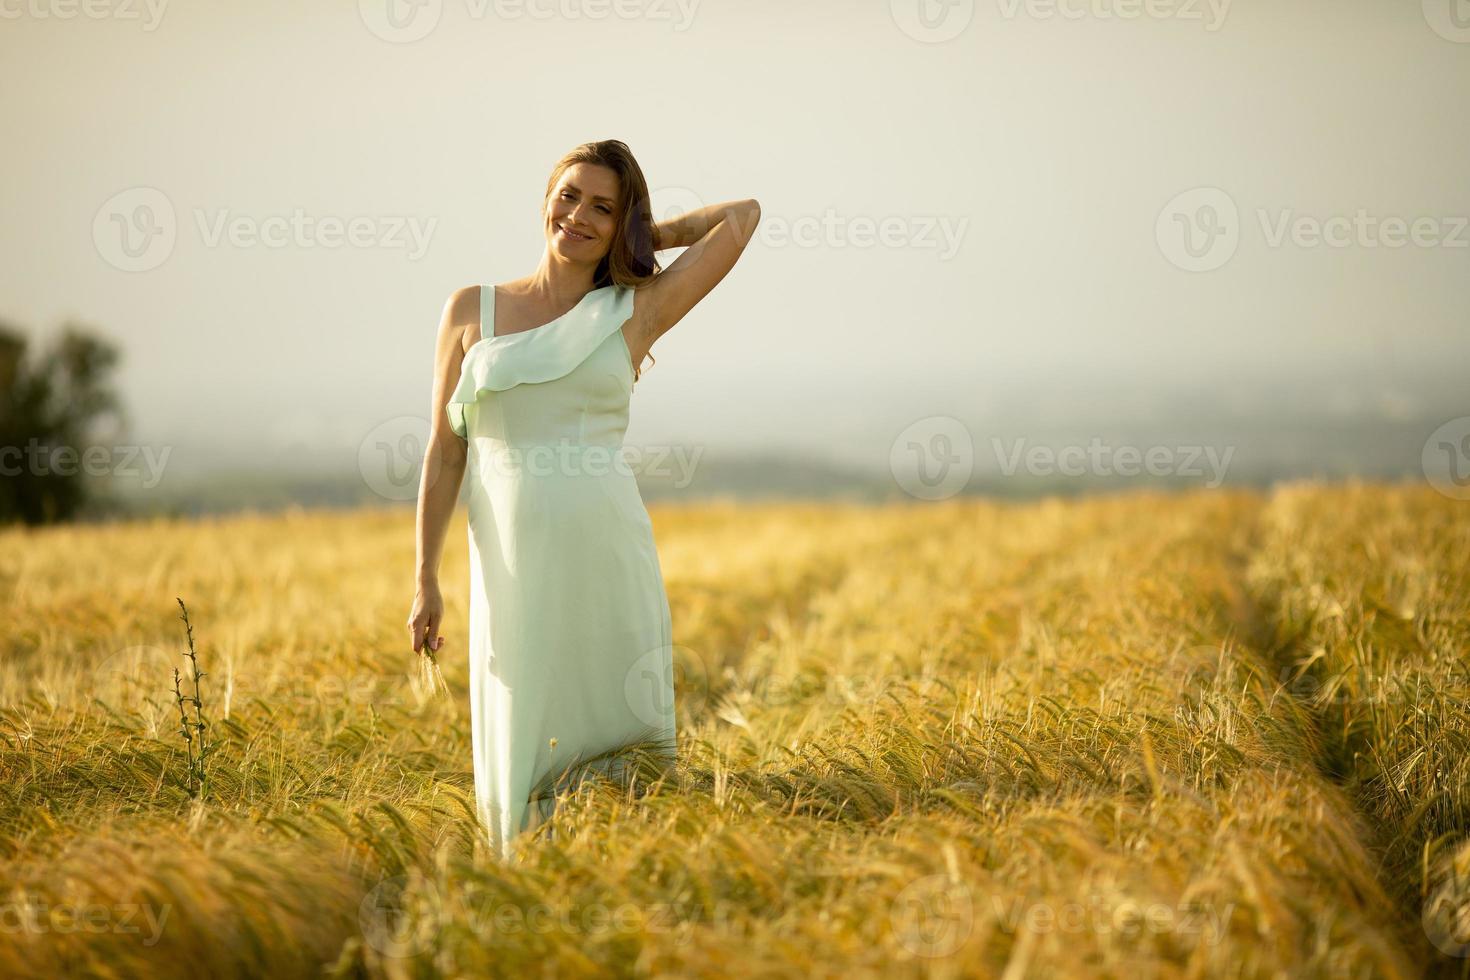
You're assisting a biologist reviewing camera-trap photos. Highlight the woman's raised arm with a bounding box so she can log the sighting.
[634,198,760,357]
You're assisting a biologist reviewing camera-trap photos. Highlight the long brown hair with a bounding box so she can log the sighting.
[542,140,661,380]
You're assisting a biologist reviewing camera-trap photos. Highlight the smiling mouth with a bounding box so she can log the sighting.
[558,223,593,241]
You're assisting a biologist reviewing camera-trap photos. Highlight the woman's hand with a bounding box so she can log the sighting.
[408,580,447,655]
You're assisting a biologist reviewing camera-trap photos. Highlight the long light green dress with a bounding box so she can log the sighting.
[445,281,677,862]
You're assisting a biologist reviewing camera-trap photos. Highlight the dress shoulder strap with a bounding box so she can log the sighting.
[480,284,493,345]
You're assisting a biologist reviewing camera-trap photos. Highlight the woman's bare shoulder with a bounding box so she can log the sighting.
[439,283,483,352]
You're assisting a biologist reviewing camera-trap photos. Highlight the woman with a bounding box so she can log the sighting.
[407,139,759,861]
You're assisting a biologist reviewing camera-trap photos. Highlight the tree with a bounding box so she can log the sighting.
[0,323,125,525]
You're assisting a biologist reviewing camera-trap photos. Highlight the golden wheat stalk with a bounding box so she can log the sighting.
[412,645,449,700]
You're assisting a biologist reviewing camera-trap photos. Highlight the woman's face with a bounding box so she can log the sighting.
[545,162,620,259]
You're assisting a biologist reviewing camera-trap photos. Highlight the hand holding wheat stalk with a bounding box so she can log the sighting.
[413,638,450,700]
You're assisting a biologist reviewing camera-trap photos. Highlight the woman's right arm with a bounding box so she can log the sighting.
[407,285,477,655]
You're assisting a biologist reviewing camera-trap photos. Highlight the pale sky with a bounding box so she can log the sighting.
[2,0,1467,485]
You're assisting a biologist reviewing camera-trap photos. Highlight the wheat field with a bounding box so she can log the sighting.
[1,483,1467,979]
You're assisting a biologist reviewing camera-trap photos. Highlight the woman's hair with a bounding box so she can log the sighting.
[542,140,661,381]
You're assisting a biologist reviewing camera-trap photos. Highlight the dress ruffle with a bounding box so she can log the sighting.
[447,283,635,439]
